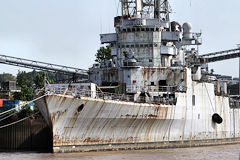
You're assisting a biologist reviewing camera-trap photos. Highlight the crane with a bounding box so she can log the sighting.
[0,54,88,80]
[200,48,240,63]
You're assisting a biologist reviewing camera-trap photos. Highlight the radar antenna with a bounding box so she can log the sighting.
[120,0,155,18]
[154,0,171,21]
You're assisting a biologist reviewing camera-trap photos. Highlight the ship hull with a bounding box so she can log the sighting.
[36,82,240,152]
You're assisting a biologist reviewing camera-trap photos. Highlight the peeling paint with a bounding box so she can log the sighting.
[35,79,240,153]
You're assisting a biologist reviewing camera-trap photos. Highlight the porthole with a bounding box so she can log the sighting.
[77,104,85,112]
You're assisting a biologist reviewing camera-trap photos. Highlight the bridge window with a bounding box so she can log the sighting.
[159,80,167,86]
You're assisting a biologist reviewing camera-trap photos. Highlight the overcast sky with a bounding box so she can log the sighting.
[0,0,239,77]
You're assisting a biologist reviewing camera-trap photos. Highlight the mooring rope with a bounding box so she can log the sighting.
[0,112,40,129]
[0,112,17,122]
[0,94,47,117]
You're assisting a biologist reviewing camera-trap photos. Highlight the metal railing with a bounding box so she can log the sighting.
[46,87,136,102]
[45,87,177,105]
[230,98,240,108]
[126,85,186,93]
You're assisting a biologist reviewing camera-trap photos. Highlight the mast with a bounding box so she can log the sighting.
[238,44,240,95]
[121,0,129,17]
[136,0,143,18]
[120,0,154,18]
[154,0,171,21]
[121,0,143,18]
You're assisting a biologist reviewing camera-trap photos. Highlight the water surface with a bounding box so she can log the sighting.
[1,144,240,160]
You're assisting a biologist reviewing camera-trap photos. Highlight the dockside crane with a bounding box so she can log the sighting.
[0,54,88,81]
[200,48,240,63]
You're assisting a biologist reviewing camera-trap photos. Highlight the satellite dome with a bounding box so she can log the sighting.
[182,22,193,39]
[183,22,192,33]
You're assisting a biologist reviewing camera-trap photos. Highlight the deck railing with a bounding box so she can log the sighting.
[230,98,240,108]
[126,85,186,93]
[45,86,177,105]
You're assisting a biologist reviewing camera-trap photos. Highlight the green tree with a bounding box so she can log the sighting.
[95,46,112,63]
[11,70,72,101]
[13,85,34,101]
[43,72,71,83]
[16,71,33,87]
[0,73,16,83]
[34,72,51,89]
[13,71,34,101]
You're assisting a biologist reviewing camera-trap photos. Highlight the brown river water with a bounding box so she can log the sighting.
[1,144,240,160]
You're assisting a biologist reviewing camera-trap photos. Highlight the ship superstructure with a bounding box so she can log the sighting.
[89,0,205,104]
[35,0,240,153]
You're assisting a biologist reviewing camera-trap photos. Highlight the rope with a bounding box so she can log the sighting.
[0,112,39,129]
[204,83,215,113]
[0,94,47,117]
[0,112,17,122]
[0,105,22,117]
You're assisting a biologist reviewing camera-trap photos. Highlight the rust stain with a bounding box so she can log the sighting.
[148,114,158,118]
[125,112,168,119]
[126,114,138,118]
[60,97,67,106]
[74,137,139,144]
[48,94,175,148]
[157,107,169,119]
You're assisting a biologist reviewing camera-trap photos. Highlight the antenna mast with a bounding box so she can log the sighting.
[121,0,129,17]
[154,0,171,21]
[121,0,155,18]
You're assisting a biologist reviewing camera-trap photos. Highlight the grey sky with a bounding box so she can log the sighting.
[0,0,239,77]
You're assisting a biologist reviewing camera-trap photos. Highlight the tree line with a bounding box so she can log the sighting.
[0,71,72,101]
[0,45,112,101]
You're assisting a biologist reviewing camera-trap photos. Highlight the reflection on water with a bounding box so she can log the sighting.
[0,144,240,160]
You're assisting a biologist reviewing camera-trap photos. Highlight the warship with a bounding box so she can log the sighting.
[36,0,240,153]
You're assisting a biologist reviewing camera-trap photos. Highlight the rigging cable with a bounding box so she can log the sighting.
[0,94,46,117]
[0,112,40,129]
[115,0,120,16]
[204,83,215,113]
[0,112,18,122]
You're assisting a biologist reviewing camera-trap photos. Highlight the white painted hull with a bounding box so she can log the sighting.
[36,82,240,152]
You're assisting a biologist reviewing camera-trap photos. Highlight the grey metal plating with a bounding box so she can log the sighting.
[35,0,240,153]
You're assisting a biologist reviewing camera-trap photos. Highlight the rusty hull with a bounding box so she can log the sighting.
[36,81,240,153]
